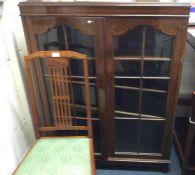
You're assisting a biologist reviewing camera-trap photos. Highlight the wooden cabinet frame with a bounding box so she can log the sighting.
[19,1,190,171]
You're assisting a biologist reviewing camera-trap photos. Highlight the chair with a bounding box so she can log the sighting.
[181,91,195,175]
[13,51,95,175]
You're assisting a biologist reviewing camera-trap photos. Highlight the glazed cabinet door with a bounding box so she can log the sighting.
[104,17,184,162]
[24,17,106,157]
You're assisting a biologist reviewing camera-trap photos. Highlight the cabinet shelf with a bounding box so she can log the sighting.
[114,56,171,61]
[115,110,165,120]
[70,103,98,111]
[44,74,97,80]
[115,117,165,121]
[115,85,167,93]
[73,116,99,121]
[114,76,170,80]
[114,152,162,156]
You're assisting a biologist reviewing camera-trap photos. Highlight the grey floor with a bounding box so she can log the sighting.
[96,148,181,175]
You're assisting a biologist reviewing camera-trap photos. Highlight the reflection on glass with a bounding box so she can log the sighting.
[37,25,95,57]
[143,79,169,91]
[115,78,140,87]
[115,88,139,113]
[145,27,174,58]
[115,119,138,152]
[189,133,195,166]
[115,111,138,118]
[115,60,140,76]
[142,92,167,117]
[113,27,142,57]
[140,120,164,153]
[144,61,170,77]
[113,25,174,154]
[72,84,98,108]
[37,24,99,117]
[73,107,98,119]
[92,120,101,153]
[70,59,96,77]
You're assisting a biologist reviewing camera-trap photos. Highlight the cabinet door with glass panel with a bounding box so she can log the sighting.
[26,17,105,156]
[105,18,180,159]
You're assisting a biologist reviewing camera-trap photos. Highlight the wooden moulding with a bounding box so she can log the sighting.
[19,2,190,17]
[25,51,87,60]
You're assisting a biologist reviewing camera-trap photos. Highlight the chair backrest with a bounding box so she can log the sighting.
[25,51,92,138]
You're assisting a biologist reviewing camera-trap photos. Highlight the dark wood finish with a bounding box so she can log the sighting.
[162,18,188,159]
[19,1,190,17]
[192,92,195,122]
[19,1,190,171]
[174,92,195,175]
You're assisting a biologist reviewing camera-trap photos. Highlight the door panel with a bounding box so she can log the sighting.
[105,18,177,158]
[28,17,105,155]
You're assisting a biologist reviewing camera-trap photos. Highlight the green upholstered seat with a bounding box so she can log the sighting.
[14,137,93,175]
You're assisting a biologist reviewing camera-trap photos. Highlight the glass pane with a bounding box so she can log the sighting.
[144,61,171,77]
[72,107,98,119]
[115,60,141,76]
[37,25,95,57]
[142,92,167,117]
[37,23,99,122]
[143,79,169,91]
[115,78,140,87]
[37,27,64,50]
[189,133,195,166]
[72,84,98,108]
[70,59,96,77]
[115,88,139,113]
[113,25,172,155]
[115,119,138,152]
[145,26,174,58]
[93,120,101,153]
[115,111,138,119]
[140,120,164,153]
[113,27,142,57]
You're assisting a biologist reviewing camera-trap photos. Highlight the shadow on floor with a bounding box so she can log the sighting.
[96,147,181,175]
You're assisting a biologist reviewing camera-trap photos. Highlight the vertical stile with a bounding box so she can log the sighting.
[25,57,40,138]
[137,26,146,152]
[64,64,72,126]
[48,67,57,125]
[192,92,195,122]
[63,66,68,125]
[62,67,69,126]
[63,26,69,50]
[67,65,73,126]
[63,27,76,127]
[60,67,66,125]
[84,59,93,138]
[54,67,60,125]
[58,68,64,125]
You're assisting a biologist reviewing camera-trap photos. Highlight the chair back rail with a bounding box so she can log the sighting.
[25,51,92,138]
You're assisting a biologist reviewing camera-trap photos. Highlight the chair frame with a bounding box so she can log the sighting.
[13,51,95,175]
[25,51,93,138]
[181,92,195,175]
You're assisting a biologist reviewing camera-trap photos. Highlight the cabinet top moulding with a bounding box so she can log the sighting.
[19,0,190,17]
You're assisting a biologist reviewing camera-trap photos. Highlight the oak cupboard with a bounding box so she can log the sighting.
[19,0,190,171]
